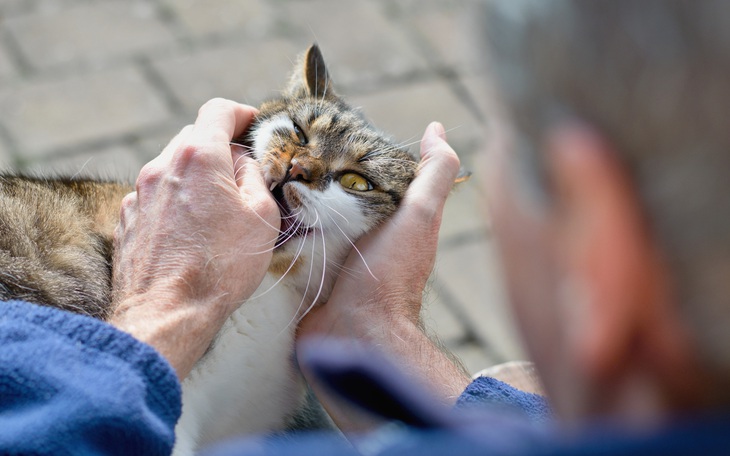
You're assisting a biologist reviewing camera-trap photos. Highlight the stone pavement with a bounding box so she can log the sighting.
[0,0,525,374]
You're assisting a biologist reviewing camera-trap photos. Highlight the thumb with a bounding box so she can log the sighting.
[408,122,461,206]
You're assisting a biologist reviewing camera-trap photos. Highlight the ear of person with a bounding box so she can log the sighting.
[543,125,694,416]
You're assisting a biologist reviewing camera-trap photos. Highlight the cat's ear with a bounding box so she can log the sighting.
[286,44,335,99]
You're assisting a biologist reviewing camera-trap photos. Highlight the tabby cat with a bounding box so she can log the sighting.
[0,45,423,454]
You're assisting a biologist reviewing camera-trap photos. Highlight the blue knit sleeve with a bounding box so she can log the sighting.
[455,376,552,424]
[0,300,182,456]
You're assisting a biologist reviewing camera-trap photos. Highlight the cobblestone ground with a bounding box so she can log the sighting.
[0,0,526,374]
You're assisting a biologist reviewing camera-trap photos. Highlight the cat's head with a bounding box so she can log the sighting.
[246,44,417,277]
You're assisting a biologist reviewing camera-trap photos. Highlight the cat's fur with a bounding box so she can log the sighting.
[0,45,419,454]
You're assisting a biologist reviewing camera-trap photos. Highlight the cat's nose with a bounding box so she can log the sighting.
[288,158,310,182]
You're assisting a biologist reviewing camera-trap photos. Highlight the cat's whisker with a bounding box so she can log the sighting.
[296,212,327,324]
[70,157,94,180]
[243,205,306,252]
[245,215,303,254]
[277,217,307,247]
[385,125,462,154]
[246,212,302,252]
[232,153,258,183]
[245,205,283,234]
[330,262,364,281]
[229,141,255,152]
[249,225,308,300]
[321,203,350,224]
[277,217,318,337]
[244,237,283,255]
[326,213,378,281]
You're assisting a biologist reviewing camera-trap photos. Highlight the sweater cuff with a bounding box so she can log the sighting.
[455,375,552,424]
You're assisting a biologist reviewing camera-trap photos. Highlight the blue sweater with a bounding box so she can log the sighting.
[3,299,730,455]
[0,300,181,455]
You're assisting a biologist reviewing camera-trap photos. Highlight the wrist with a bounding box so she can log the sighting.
[110,292,226,379]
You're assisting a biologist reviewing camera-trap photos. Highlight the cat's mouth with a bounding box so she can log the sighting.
[272,184,314,248]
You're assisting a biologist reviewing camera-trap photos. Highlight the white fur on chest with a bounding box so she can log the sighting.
[173,136,372,454]
[173,276,305,455]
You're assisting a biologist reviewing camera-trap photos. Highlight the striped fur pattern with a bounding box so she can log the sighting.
[0,44,419,454]
[175,45,419,454]
[0,175,130,319]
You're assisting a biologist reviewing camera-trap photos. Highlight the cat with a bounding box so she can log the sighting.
[173,44,420,454]
[0,44,426,454]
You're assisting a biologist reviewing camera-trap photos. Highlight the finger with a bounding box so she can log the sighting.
[193,98,258,145]
[117,191,138,232]
[232,153,267,191]
[404,122,461,208]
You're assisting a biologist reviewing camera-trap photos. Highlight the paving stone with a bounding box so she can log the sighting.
[0,137,14,169]
[134,121,190,162]
[451,342,496,376]
[0,67,170,158]
[435,237,526,362]
[0,0,508,363]
[1,0,81,15]
[460,73,503,132]
[404,1,484,74]
[349,80,482,158]
[25,144,144,183]
[161,0,272,39]
[0,0,30,14]
[0,45,16,80]
[422,284,467,343]
[458,74,511,182]
[439,179,490,241]
[152,39,303,114]
[5,1,176,71]
[277,0,430,90]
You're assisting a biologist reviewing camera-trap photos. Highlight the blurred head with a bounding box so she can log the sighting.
[479,0,730,423]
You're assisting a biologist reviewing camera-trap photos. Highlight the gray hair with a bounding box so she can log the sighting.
[481,0,730,376]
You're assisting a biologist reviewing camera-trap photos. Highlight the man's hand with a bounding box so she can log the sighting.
[297,122,471,428]
[110,98,280,379]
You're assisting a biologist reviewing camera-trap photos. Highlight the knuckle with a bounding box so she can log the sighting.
[410,199,442,231]
[174,142,217,169]
[120,192,137,209]
[417,202,439,223]
[254,194,279,218]
[113,222,124,245]
[246,193,280,225]
[136,166,164,192]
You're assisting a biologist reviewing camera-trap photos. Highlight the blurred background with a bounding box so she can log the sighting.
[0,0,524,373]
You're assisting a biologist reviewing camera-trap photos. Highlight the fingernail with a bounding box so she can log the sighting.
[429,121,446,140]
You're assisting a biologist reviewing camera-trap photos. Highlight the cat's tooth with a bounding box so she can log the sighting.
[270,182,277,192]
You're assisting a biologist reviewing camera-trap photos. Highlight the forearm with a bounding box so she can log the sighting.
[302,314,470,431]
[363,316,471,403]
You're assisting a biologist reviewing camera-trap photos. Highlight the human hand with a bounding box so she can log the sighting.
[298,121,460,341]
[297,122,470,424]
[110,98,280,379]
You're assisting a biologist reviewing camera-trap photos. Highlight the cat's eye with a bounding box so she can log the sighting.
[339,173,373,192]
[292,122,308,146]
